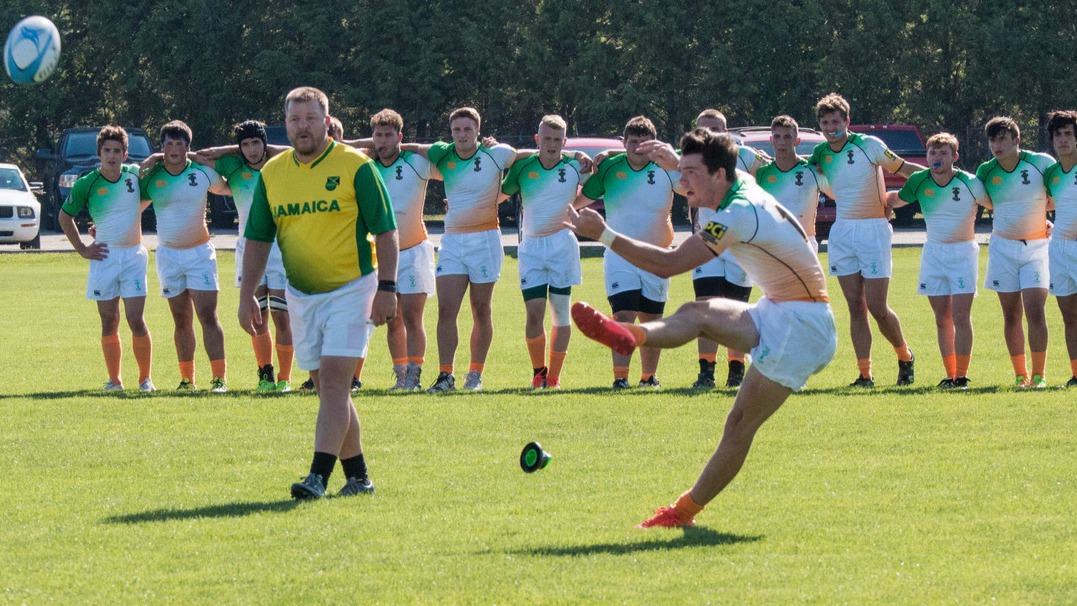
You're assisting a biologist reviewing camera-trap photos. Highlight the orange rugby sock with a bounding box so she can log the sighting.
[408,356,424,366]
[1071,360,1077,379]
[440,364,454,375]
[469,362,485,374]
[526,334,547,369]
[101,334,122,383]
[1010,355,1028,379]
[391,357,408,367]
[895,343,913,363]
[354,358,365,380]
[179,360,195,383]
[857,358,873,379]
[132,333,152,383]
[943,355,957,379]
[210,358,226,380]
[700,352,717,364]
[548,350,567,384]
[727,351,746,363]
[1031,351,1047,378]
[673,490,704,522]
[956,355,971,379]
[251,332,274,367]
[275,344,294,381]
[613,365,629,380]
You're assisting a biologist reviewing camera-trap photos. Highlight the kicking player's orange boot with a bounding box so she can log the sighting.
[636,506,695,529]
[571,302,637,356]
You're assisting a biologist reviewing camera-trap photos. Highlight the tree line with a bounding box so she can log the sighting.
[2,0,1075,176]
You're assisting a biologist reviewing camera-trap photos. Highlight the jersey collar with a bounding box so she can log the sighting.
[717,177,746,211]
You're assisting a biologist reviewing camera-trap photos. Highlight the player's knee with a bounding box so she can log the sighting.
[549,293,572,327]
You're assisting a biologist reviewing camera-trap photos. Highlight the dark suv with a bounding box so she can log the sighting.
[35,127,154,231]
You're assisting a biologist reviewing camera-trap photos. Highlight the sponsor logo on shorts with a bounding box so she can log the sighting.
[831,265,838,272]
[992,280,1000,287]
[757,346,771,364]
[919,283,926,289]
[93,289,101,296]
[325,176,340,191]
[163,288,172,295]
[611,282,620,289]
[870,261,878,275]
[957,277,966,289]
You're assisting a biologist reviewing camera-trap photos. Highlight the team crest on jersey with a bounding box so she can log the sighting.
[325,176,340,191]
[700,221,727,243]
[447,161,457,170]
[97,187,109,196]
[824,155,832,164]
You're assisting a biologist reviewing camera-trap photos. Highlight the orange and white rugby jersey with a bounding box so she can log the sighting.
[580,153,679,246]
[897,169,986,244]
[808,133,904,220]
[372,151,432,250]
[976,150,1054,240]
[501,155,588,238]
[62,165,143,246]
[696,177,829,303]
[427,142,515,234]
[1044,160,1077,240]
[141,161,224,249]
[755,158,830,238]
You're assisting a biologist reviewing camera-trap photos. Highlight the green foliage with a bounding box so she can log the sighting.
[1,1,1076,173]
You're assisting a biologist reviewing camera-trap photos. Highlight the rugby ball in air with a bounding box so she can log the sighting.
[4,16,61,85]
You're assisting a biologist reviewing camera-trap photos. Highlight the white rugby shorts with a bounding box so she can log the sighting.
[286,272,377,370]
[827,218,893,278]
[603,249,669,302]
[692,250,752,287]
[86,244,149,300]
[155,242,219,298]
[518,229,582,290]
[234,236,287,290]
[918,240,979,296]
[397,239,436,296]
[984,235,1048,293]
[436,229,503,283]
[747,298,837,391]
[1049,238,1077,297]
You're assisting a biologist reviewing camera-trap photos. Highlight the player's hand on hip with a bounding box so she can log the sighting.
[237,295,263,336]
[370,291,397,326]
[80,241,108,261]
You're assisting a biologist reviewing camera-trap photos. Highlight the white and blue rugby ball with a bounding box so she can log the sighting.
[4,16,61,85]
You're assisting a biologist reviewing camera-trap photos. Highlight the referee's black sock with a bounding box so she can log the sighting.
[310,451,337,488]
[340,453,368,481]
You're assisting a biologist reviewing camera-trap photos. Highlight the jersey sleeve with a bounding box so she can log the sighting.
[975,160,993,182]
[139,166,158,200]
[61,174,92,215]
[1028,151,1056,175]
[214,155,243,181]
[738,145,769,175]
[812,166,833,198]
[488,144,516,170]
[807,142,828,168]
[964,172,988,203]
[897,170,928,203]
[197,163,225,189]
[582,155,621,200]
[863,135,904,173]
[353,161,397,235]
[1044,164,1060,197]
[426,141,453,166]
[695,201,753,256]
[501,158,526,196]
[406,152,432,180]
[244,174,277,242]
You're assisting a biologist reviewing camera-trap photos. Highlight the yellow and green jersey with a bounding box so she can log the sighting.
[427,142,515,234]
[214,155,261,236]
[1045,160,1077,240]
[898,169,986,244]
[580,153,679,246]
[245,141,396,295]
[502,155,588,238]
[62,165,143,247]
[755,158,830,237]
[141,160,223,249]
[372,151,431,250]
[808,133,903,220]
[975,150,1053,240]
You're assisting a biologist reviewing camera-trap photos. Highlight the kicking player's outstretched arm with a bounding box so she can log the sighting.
[565,206,712,278]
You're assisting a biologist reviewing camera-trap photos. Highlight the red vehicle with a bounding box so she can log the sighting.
[732,126,836,242]
[849,124,928,226]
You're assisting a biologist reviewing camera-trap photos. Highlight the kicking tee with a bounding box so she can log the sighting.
[373,151,432,250]
[976,150,1053,240]
[141,161,224,249]
[755,158,830,238]
[246,141,396,295]
[581,153,679,246]
[214,155,261,236]
[808,133,904,220]
[427,142,515,234]
[1045,161,1077,241]
[695,177,829,303]
[62,165,143,247]
[501,155,588,238]
[898,169,986,244]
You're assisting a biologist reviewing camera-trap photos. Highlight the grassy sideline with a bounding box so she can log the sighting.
[0,249,1075,603]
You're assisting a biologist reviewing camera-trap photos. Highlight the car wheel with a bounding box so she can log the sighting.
[21,234,41,250]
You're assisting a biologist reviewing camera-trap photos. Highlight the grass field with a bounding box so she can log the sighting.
[1,248,1075,604]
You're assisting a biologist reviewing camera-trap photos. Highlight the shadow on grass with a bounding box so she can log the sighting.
[105,499,299,524]
[510,527,762,557]
[13,389,308,401]
[797,384,1006,397]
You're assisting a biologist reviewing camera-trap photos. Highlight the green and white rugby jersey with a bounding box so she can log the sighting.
[62,165,143,247]
[141,161,224,248]
[502,155,587,238]
[372,151,432,249]
[755,158,829,237]
[580,153,679,246]
[1045,160,1077,240]
[214,155,260,236]
[975,150,1053,240]
[808,133,903,220]
[427,142,515,233]
[898,169,986,243]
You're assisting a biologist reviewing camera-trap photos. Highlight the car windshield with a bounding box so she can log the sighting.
[61,131,153,160]
[566,144,624,160]
[743,140,821,157]
[860,130,925,155]
[0,168,28,191]
[127,136,152,158]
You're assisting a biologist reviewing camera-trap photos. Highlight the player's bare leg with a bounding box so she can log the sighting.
[1058,294,1077,385]
[638,311,662,385]
[863,277,908,348]
[837,273,873,366]
[998,291,1028,382]
[97,298,122,337]
[1022,287,1050,385]
[468,281,496,365]
[435,274,469,369]
[122,296,149,338]
[167,291,198,380]
[190,289,227,390]
[400,293,428,359]
[611,309,639,386]
[310,356,361,455]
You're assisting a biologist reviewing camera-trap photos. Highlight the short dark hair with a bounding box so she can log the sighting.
[815,93,850,121]
[1047,110,1077,142]
[450,107,481,130]
[160,120,192,145]
[680,128,738,183]
[985,116,1020,140]
[97,125,128,154]
[624,115,657,139]
[770,115,799,131]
